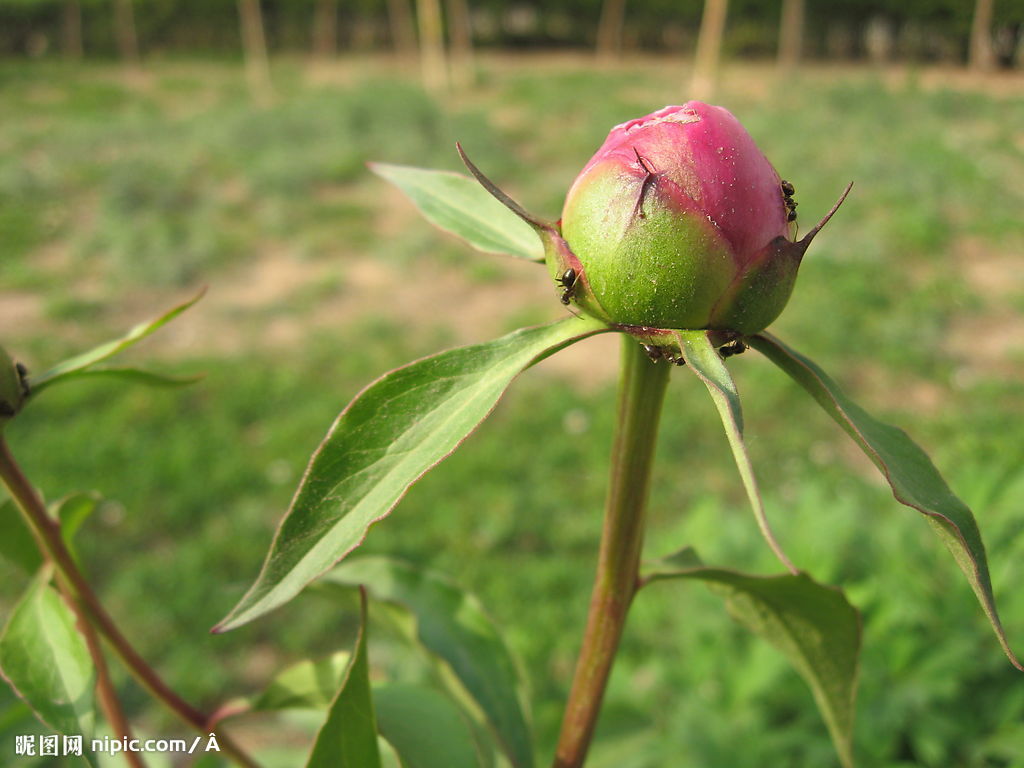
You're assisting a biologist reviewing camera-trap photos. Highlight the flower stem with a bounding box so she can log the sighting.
[0,435,261,768]
[552,336,670,768]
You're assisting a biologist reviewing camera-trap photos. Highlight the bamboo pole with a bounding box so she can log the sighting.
[691,0,728,99]
[417,0,448,91]
[237,0,272,98]
[969,0,996,72]
[777,0,803,73]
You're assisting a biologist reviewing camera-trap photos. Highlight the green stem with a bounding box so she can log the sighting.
[0,435,262,768]
[552,336,670,768]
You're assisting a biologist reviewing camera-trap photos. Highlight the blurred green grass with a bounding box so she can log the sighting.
[1,56,1023,766]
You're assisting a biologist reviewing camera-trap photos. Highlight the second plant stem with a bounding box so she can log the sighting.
[0,435,261,768]
[553,336,670,768]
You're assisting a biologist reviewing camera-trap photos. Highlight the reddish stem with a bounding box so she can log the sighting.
[0,435,261,768]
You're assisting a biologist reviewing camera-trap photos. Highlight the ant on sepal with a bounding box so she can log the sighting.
[556,268,578,305]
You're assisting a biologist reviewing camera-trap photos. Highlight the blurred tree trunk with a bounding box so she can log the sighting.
[969,0,995,71]
[387,0,418,58]
[114,0,141,70]
[62,0,83,59]
[416,0,448,91]
[596,0,627,61]
[446,0,474,87]
[312,0,338,58]
[691,0,727,99]
[238,0,272,97]
[777,0,803,72]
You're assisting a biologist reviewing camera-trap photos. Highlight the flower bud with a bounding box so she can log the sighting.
[553,102,849,335]
[0,346,27,428]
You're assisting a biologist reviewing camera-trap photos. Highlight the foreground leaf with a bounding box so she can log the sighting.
[217,315,607,631]
[643,549,860,768]
[26,289,204,395]
[0,573,96,738]
[375,684,481,768]
[675,330,795,572]
[0,493,101,576]
[0,498,40,575]
[1,493,99,573]
[749,332,1022,670]
[320,556,532,768]
[306,589,380,768]
[369,163,544,262]
[247,651,485,767]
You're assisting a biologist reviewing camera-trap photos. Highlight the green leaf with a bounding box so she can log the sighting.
[748,332,1023,670]
[26,289,204,396]
[306,589,381,768]
[216,315,607,631]
[246,648,488,767]
[0,493,101,576]
[0,498,41,575]
[42,368,204,389]
[675,331,795,572]
[319,556,533,768]
[380,737,403,768]
[51,493,100,558]
[252,651,351,712]
[0,573,96,738]
[376,684,482,768]
[369,163,544,262]
[643,549,861,768]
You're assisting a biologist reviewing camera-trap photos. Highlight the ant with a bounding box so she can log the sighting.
[643,344,686,366]
[781,179,798,223]
[557,268,578,305]
[719,340,747,359]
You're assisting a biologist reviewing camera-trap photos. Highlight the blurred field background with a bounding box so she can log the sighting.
[2,1,1024,766]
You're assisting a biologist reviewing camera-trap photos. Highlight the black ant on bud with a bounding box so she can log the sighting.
[557,268,578,305]
[719,340,747,359]
[781,180,798,223]
[643,344,686,366]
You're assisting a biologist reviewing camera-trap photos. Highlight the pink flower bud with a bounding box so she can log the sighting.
[555,102,848,335]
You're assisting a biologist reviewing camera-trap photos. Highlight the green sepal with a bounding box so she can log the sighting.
[708,237,802,334]
[675,330,795,571]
